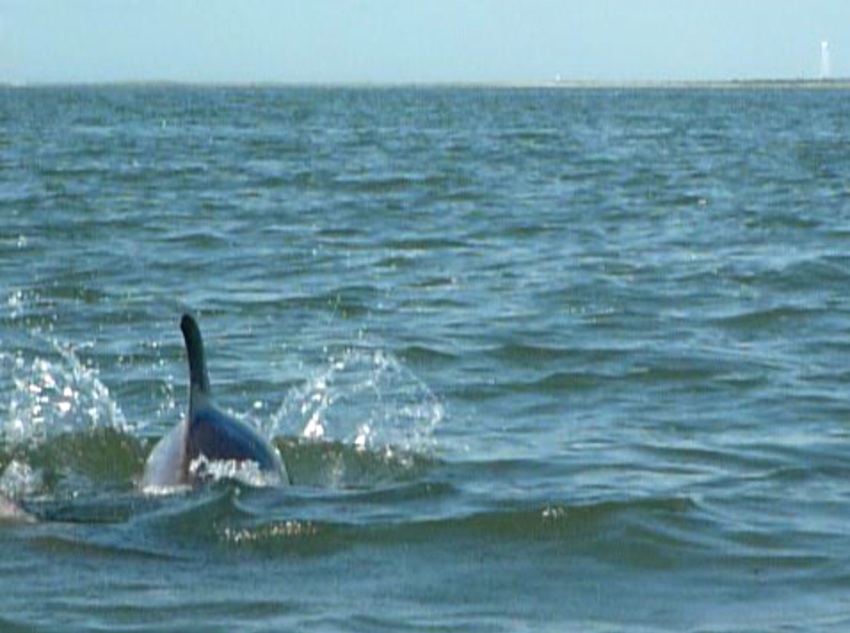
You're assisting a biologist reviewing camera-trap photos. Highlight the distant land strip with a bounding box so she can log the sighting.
[3,78,850,90]
[546,78,850,90]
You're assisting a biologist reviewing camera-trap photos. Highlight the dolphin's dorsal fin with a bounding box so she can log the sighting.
[181,314,211,412]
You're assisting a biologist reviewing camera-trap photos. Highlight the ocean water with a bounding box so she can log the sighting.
[1,85,850,632]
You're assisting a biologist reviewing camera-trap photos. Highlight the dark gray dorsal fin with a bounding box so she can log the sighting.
[181,314,211,396]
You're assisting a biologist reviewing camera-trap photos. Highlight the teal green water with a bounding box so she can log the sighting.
[2,86,850,631]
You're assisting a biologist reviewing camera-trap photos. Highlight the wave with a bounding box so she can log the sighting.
[712,304,824,332]
[277,437,437,490]
[1,416,842,596]
[11,476,756,577]
[333,173,456,195]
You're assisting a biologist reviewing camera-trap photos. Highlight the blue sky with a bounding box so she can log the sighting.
[1,0,846,83]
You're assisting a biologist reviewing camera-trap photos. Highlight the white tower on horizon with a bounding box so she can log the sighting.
[820,41,832,80]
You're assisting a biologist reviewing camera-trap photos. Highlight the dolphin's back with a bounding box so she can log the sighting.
[187,404,282,472]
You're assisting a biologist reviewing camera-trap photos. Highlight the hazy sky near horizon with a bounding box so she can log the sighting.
[0,1,846,83]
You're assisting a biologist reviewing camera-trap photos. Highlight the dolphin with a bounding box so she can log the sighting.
[141,314,289,490]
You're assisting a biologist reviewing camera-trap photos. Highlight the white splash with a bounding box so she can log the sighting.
[188,455,284,487]
[0,459,42,498]
[3,342,128,445]
[272,346,443,454]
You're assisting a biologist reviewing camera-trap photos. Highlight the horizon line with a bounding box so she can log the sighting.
[3,77,850,90]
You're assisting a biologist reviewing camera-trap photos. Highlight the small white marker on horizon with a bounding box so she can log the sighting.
[820,41,832,80]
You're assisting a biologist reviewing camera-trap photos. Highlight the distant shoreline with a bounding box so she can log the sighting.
[546,78,850,90]
[3,78,850,90]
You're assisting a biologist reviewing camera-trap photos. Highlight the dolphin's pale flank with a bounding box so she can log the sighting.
[142,314,289,490]
[0,494,34,523]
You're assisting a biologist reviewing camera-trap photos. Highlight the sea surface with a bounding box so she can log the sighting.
[1,85,850,632]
